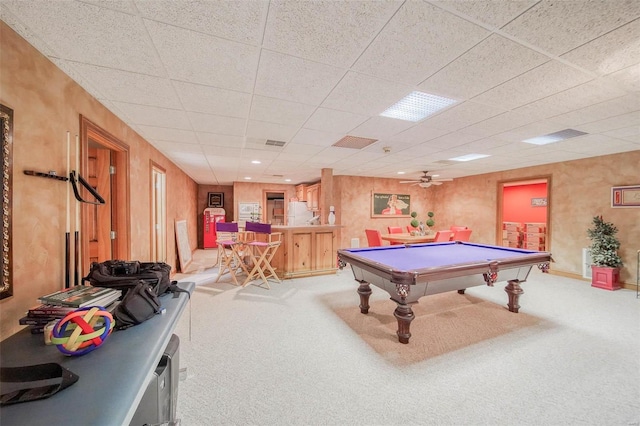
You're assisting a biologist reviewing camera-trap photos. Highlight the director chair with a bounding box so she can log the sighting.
[242,222,282,289]
[215,222,249,286]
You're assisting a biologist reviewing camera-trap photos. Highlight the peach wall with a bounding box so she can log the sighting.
[334,176,437,247]
[0,22,198,340]
[336,151,639,285]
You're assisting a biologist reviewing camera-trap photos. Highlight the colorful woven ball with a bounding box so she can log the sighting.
[50,306,114,356]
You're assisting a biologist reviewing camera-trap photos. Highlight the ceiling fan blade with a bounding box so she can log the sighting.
[431,181,443,185]
[399,180,420,184]
[433,178,453,182]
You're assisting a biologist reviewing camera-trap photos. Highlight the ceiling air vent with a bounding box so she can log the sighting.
[434,160,456,166]
[332,135,378,149]
[266,139,286,147]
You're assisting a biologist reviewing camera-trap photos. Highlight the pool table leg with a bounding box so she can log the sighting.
[393,303,415,344]
[357,280,372,314]
[504,279,524,313]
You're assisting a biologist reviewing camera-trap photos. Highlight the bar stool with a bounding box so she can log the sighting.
[243,222,282,289]
[215,222,249,286]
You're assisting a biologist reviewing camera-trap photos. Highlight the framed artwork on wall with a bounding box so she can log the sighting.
[371,192,411,217]
[611,185,640,208]
[208,192,224,208]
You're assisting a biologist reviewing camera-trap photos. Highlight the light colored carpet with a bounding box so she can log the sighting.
[327,290,544,366]
[172,250,640,426]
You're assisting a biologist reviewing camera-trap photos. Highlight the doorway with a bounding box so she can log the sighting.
[264,191,285,225]
[79,116,130,276]
[150,162,167,263]
[497,176,551,251]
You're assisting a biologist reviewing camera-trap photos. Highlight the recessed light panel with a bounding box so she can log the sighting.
[449,153,490,162]
[523,129,588,145]
[380,91,457,122]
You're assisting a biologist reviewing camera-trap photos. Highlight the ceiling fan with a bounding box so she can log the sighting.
[399,171,453,188]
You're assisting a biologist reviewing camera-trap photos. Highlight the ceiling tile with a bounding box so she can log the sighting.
[291,128,344,147]
[352,1,490,85]
[577,111,640,134]
[245,120,299,142]
[423,101,506,132]
[151,140,203,154]
[135,0,269,45]
[3,1,163,74]
[472,60,594,109]
[111,102,191,129]
[136,125,198,144]
[501,0,640,56]
[603,64,640,92]
[188,112,246,136]
[146,19,260,91]
[551,93,640,127]
[419,35,549,100]
[254,50,345,105]
[249,96,316,127]
[321,71,413,116]
[173,81,251,117]
[349,116,414,140]
[513,79,627,122]
[430,0,538,29]
[457,111,538,139]
[263,0,402,67]
[196,133,245,148]
[561,19,640,75]
[303,108,369,134]
[70,62,179,108]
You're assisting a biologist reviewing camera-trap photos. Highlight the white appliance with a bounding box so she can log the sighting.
[287,201,314,226]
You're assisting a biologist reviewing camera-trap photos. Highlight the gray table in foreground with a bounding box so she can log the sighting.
[0,281,194,426]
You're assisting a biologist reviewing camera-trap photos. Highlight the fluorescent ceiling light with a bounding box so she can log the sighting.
[449,153,490,162]
[523,129,588,145]
[251,160,261,164]
[380,91,457,122]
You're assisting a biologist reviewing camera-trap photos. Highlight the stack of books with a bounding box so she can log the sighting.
[22,285,121,334]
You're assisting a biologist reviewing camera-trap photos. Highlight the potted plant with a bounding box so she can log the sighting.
[587,215,623,290]
[409,211,435,235]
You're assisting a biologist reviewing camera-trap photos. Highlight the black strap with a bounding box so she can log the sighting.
[1,363,79,406]
[169,281,191,299]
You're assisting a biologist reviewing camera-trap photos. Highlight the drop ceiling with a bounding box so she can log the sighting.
[1,0,638,185]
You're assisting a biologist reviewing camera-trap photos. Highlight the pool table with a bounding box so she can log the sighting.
[337,241,552,344]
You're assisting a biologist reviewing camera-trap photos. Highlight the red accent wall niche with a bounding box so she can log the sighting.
[503,183,548,223]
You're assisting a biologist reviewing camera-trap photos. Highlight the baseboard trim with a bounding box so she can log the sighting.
[548,269,637,290]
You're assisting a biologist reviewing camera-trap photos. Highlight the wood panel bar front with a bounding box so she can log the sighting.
[271,225,342,279]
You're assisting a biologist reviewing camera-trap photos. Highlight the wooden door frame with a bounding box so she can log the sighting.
[79,116,130,276]
[150,160,167,263]
[496,174,552,249]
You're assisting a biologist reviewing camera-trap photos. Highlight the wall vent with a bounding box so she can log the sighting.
[266,139,286,147]
[332,135,378,149]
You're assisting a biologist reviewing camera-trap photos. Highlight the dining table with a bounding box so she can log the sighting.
[380,232,436,244]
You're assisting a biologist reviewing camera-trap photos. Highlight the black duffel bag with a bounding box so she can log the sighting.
[83,260,173,296]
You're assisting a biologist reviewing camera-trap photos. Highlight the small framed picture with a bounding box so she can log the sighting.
[208,192,224,208]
